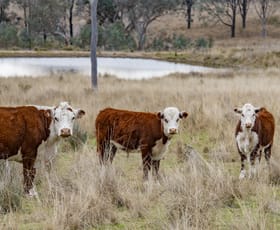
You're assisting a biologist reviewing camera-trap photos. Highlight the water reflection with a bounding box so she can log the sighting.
[0,57,214,80]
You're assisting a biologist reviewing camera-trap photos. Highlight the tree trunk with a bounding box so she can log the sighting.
[91,0,98,90]
[261,17,267,38]
[231,3,237,38]
[69,0,75,45]
[242,0,247,28]
[186,0,192,29]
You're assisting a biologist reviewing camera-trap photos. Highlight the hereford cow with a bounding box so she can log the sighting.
[234,103,275,179]
[0,102,85,196]
[95,107,188,180]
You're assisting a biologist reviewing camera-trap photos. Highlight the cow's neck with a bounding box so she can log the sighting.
[162,134,170,144]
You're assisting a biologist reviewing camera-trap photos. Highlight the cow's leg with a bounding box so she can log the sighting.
[109,144,117,163]
[141,149,151,181]
[97,141,107,165]
[249,145,259,179]
[22,151,37,197]
[264,144,272,165]
[239,153,247,179]
[152,160,161,181]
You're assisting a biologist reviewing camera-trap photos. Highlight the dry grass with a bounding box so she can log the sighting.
[1,66,280,229]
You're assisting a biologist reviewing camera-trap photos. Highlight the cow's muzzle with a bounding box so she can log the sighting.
[168,128,177,135]
[245,123,252,129]
[60,128,71,137]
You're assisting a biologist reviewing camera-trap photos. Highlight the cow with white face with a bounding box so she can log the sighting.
[159,107,185,137]
[234,103,275,179]
[95,107,188,180]
[35,101,85,168]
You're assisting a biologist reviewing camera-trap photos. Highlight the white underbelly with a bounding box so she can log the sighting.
[7,151,22,162]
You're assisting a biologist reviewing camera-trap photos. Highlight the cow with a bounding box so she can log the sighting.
[234,103,275,179]
[95,107,188,180]
[0,102,85,196]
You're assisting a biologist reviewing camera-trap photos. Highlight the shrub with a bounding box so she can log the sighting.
[98,22,136,50]
[0,23,18,48]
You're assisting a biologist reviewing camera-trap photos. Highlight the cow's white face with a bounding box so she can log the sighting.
[53,102,85,137]
[234,103,260,130]
[157,107,188,137]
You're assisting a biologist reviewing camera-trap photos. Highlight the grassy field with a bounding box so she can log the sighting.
[1,65,280,229]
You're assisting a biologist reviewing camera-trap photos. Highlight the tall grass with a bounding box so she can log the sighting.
[1,67,280,229]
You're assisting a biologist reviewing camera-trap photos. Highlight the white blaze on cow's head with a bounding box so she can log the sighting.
[53,102,85,137]
[157,107,188,137]
[234,103,260,130]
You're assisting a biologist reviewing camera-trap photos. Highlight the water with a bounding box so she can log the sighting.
[0,57,215,80]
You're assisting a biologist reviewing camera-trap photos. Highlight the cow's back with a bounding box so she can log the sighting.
[257,108,275,146]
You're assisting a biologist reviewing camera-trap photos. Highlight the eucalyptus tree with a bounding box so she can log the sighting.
[254,0,276,38]
[199,0,238,38]
[116,0,181,50]
[185,0,196,29]
[0,0,10,23]
[238,0,251,29]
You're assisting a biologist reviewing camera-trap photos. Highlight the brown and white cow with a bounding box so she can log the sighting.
[234,103,275,179]
[95,107,188,180]
[0,102,85,196]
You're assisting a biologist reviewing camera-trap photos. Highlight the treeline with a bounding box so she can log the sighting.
[0,0,278,51]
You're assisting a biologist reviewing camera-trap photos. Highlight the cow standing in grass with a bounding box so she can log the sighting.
[95,107,188,180]
[0,102,85,196]
[234,103,275,179]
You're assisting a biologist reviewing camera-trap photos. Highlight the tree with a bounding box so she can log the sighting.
[91,0,98,89]
[254,0,276,38]
[238,0,251,29]
[0,0,10,23]
[117,0,181,50]
[23,0,65,44]
[199,0,238,38]
[185,0,195,29]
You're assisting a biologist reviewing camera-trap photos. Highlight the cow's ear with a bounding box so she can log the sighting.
[254,107,261,113]
[179,111,188,119]
[44,109,52,118]
[75,109,85,119]
[157,112,164,120]
[234,108,242,114]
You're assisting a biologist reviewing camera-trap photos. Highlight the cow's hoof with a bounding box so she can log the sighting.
[239,170,246,180]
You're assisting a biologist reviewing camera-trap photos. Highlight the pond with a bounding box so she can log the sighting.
[0,57,215,80]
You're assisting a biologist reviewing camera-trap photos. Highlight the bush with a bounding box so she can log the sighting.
[98,22,136,50]
[172,34,191,50]
[0,23,18,48]
[194,37,213,49]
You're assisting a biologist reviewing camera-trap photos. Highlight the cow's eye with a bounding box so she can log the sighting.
[176,118,179,122]
[72,117,75,121]
[55,117,59,122]
[241,114,244,117]
[164,118,168,123]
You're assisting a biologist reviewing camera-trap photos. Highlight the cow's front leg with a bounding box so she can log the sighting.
[22,151,38,197]
[152,160,161,181]
[239,153,247,179]
[249,146,259,179]
[141,148,151,181]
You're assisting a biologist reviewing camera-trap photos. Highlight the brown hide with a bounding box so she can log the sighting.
[96,108,163,151]
[0,106,52,194]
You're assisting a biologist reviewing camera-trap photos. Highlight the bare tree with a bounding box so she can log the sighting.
[199,0,238,38]
[91,0,98,89]
[185,0,195,29]
[254,0,276,38]
[238,0,251,29]
[117,0,180,50]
